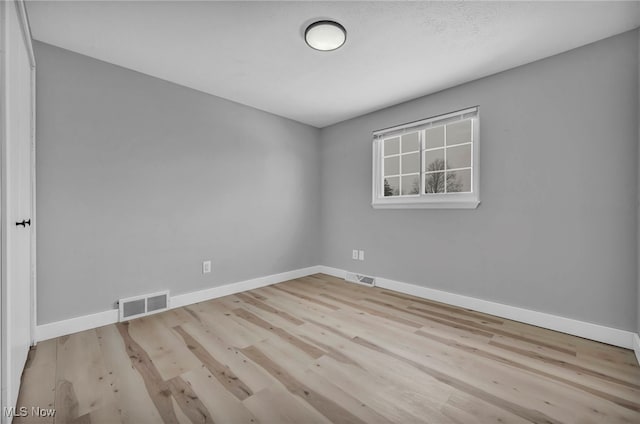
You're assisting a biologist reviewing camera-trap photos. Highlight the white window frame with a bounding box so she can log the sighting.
[372,106,480,209]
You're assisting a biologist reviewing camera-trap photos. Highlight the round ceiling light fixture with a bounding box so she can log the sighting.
[304,20,346,51]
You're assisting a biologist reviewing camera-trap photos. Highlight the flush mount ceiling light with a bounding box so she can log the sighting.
[304,20,346,51]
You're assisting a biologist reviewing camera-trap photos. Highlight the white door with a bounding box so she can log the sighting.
[1,0,35,417]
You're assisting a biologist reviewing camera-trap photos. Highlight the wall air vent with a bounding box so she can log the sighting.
[118,290,170,321]
[345,272,376,287]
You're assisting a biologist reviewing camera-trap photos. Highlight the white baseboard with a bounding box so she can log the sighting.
[34,264,637,353]
[317,266,636,350]
[170,266,321,309]
[318,266,346,280]
[35,309,119,343]
[34,265,321,342]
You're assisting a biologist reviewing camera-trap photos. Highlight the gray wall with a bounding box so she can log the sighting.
[320,30,639,331]
[36,31,640,331]
[638,28,640,336]
[35,42,321,324]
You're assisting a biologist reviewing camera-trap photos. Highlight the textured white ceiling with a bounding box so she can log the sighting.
[26,1,640,127]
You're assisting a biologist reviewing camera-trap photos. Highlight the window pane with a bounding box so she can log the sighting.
[425,126,444,149]
[446,144,471,169]
[384,156,399,176]
[401,175,420,195]
[383,177,400,197]
[424,148,444,172]
[402,152,420,174]
[402,132,420,153]
[447,169,471,193]
[425,172,445,193]
[384,137,400,156]
[446,119,472,146]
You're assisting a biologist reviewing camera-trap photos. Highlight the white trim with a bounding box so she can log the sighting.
[373,106,478,136]
[316,266,635,350]
[29,61,36,345]
[15,0,34,69]
[633,333,640,366]
[0,1,7,415]
[35,309,119,342]
[170,266,320,308]
[372,199,480,209]
[25,4,36,346]
[318,266,346,280]
[34,266,321,342]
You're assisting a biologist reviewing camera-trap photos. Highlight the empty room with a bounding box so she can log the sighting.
[1,1,640,423]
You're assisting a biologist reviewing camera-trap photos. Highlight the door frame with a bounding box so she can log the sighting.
[24,0,36,347]
[0,0,36,413]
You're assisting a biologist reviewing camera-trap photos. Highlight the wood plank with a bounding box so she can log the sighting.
[488,339,640,391]
[232,308,325,359]
[406,304,577,356]
[53,330,120,424]
[490,333,640,384]
[356,296,496,338]
[173,325,253,400]
[234,292,305,326]
[377,290,504,324]
[15,340,57,424]
[166,376,215,424]
[440,391,533,424]
[241,342,389,424]
[183,303,268,348]
[115,322,180,424]
[271,284,341,311]
[312,355,454,423]
[177,322,275,394]
[289,323,459,422]
[127,316,202,381]
[243,387,332,424]
[415,330,640,413]
[179,367,259,423]
[350,335,563,424]
[96,325,164,424]
[318,293,424,328]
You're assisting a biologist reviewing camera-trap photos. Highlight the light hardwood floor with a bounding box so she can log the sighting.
[15,274,640,423]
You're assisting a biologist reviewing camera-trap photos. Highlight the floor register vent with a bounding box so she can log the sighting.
[118,290,170,321]
[345,272,376,287]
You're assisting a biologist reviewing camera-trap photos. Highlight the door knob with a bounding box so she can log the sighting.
[15,219,30,227]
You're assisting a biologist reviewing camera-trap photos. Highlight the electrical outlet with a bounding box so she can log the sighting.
[358,250,365,261]
[202,260,211,274]
[352,249,359,260]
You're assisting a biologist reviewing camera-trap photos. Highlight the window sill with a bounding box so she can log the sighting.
[371,199,480,209]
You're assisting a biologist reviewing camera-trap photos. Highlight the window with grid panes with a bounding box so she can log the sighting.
[372,107,479,209]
